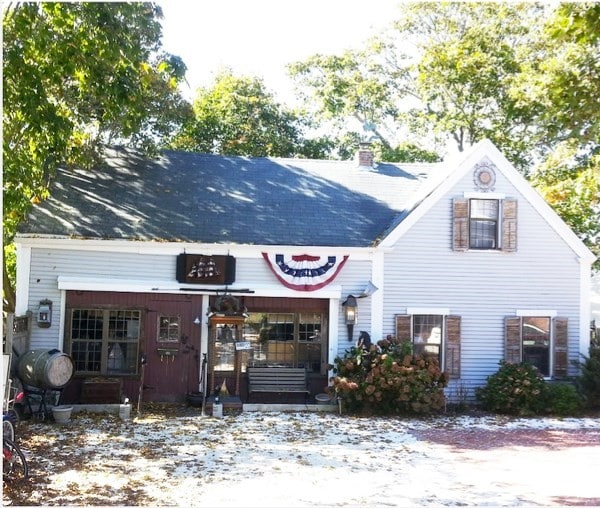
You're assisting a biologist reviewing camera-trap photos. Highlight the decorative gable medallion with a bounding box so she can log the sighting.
[473,162,497,191]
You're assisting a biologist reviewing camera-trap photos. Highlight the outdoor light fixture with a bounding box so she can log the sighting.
[342,295,358,341]
[37,299,52,328]
[193,316,201,325]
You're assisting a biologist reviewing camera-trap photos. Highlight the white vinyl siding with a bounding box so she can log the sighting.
[382,168,583,399]
[26,247,371,363]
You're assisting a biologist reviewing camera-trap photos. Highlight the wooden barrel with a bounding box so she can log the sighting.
[17,349,74,389]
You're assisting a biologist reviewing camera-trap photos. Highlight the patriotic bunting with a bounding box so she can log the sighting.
[262,253,349,291]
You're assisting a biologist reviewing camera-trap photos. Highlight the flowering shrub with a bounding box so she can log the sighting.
[475,361,547,415]
[329,336,448,415]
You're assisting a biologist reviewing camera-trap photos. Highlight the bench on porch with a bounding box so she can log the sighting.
[247,366,310,402]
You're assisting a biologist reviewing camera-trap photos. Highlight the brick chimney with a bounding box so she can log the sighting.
[356,142,374,168]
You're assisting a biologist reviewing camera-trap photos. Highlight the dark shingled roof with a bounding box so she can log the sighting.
[18,146,446,247]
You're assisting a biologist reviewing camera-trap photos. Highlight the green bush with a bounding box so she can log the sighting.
[329,337,448,415]
[543,382,583,415]
[475,361,547,415]
[573,344,600,409]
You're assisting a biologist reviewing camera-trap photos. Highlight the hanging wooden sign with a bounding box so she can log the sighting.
[176,254,236,285]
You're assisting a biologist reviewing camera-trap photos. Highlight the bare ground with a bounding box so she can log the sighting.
[4,404,600,507]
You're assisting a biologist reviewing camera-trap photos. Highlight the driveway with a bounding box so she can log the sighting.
[4,405,600,506]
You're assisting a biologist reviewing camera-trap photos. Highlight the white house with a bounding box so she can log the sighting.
[14,139,595,406]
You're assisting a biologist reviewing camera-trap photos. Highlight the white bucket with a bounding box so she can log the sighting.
[315,393,332,405]
[119,404,131,420]
[212,402,223,418]
[52,405,73,424]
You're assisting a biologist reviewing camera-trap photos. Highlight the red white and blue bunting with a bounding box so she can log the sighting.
[262,253,349,291]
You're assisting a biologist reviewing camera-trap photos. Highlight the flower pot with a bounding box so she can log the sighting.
[315,393,332,405]
[186,392,204,408]
[52,405,73,424]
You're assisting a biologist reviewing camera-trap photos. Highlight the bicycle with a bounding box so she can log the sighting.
[3,394,29,482]
[3,436,29,481]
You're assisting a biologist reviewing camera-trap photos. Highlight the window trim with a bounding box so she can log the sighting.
[517,309,557,318]
[66,307,143,377]
[453,196,517,253]
[157,314,182,343]
[243,311,327,374]
[505,311,564,379]
[407,307,450,316]
[463,192,506,200]
[469,198,500,250]
[398,311,461,378]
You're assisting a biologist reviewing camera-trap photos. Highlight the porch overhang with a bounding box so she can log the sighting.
[57,276,343,299]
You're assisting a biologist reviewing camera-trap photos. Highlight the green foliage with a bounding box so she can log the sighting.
[289,1,599,265]
[2,2,190,311]
[330,337,448,415]
[573,344,600,409]
[515,3,600,146]
[378,141,442,163]
[543,382,583,416]
[475,361,547,416]
[396,2,546,168]
[531,144,600,267]
[287,42,409,151]
[515,3,600,267]
[169,69,328,158]
[477,361,591,416]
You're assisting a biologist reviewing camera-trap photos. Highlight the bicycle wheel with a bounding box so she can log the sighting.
[3,438,29,481]
[3,418,15,441]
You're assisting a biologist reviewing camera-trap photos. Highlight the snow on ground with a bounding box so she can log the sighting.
[4,409,600,507]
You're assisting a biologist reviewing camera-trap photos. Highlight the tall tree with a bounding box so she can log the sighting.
[399,2,547,167]
[3,2,190,312]
[288,2,598,263]
[288,39,442,161]
[287,40,411,151]
[518,3,600,265]
[169,70,330,158]
[289,3,552,165]
[513,2,600,147]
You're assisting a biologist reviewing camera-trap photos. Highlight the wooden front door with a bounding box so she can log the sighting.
[143,297,198,402]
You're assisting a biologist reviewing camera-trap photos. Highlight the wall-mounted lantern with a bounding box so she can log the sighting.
[37,299,52,328]
[342,295,358,341]
[193,316,201,325]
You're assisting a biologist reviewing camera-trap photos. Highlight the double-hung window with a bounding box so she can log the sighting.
[469,199,499,249]
[453,195,517,252]
[396,311,461,378]
[412,314,443,360]
[505,312,568,378]
[522,316,551,376]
